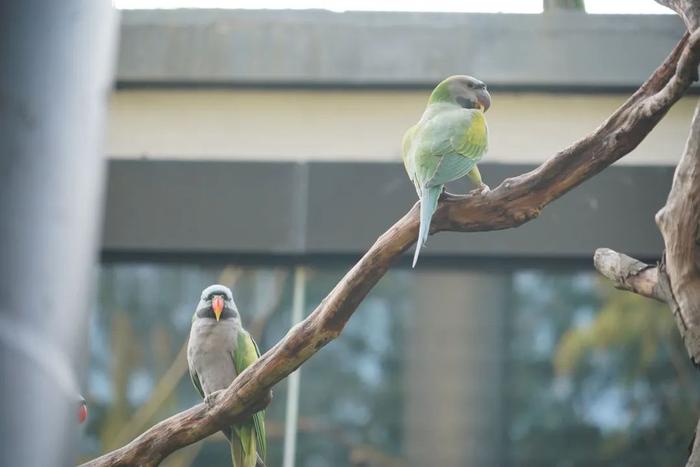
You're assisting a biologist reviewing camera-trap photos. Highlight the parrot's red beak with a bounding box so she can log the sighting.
[78,401,88,424]
[212,295,224,322]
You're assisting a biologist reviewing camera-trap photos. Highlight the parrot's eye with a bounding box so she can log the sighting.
[467,82,475,89]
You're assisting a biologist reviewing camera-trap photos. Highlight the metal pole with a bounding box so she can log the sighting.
[0,1,117,466]
[282,266,306,467]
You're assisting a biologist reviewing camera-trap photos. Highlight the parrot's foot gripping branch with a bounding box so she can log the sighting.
[475,183,490,195]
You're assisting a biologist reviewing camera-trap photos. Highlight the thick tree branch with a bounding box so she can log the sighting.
[83,29,700,467]
[656,102,700,365]
[593,248,668,302]
[594,101,700,467]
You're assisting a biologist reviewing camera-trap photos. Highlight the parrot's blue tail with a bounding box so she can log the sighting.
[413,185,442,268]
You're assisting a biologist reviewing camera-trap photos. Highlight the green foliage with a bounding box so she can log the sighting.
[511,271,699,467]
[555,283,674,378]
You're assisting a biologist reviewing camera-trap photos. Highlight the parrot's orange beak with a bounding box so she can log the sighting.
[212,295,224,322]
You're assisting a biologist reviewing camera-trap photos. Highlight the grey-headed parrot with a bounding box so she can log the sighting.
[187,284,267,467]
[402,75,492,267]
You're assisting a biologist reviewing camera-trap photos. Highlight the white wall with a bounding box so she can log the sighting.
[107,89,696,165]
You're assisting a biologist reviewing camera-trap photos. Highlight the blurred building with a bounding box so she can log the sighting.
[85,9,700,467]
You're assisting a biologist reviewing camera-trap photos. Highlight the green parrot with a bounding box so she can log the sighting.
[187,284,267,467]
[402,75,491,267]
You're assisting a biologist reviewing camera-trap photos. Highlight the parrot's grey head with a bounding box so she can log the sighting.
[429,75,491,112]
[195,284,239,322]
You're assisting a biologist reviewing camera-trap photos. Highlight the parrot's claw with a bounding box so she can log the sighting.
[204,390,224,409]
[468,183,490,195]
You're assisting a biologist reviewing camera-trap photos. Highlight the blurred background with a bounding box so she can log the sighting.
[80,1,700,466]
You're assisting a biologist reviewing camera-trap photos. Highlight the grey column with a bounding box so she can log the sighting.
[0,2,117,466]
[405,270,509,467]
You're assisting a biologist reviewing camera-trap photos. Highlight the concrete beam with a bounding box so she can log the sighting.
[117,10,687,89]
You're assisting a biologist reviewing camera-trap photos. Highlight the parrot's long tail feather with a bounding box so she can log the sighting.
[229,427,258,467]
[413,185,442,268]
[230,433,243,467]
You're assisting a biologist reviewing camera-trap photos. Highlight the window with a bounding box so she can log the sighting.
[81,260,698,466]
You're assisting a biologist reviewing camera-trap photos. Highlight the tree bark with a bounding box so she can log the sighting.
[83,25,700,467]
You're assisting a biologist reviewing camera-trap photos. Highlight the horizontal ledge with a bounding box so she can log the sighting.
[114,80,700,94]
[117,10,687,88]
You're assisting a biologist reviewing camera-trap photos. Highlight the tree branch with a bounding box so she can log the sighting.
[656,101,700,365]
[83,29,700,467]
[593,248,668,302]
[594,99,700,467]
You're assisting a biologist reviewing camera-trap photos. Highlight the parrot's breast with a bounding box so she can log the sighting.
[187,319,240,395]
[463,111,488,149]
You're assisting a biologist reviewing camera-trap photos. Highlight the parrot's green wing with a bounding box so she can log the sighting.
[189,368,205,400]
[401,124,418,184]
[414,109,488,187]
[233,330,267,463]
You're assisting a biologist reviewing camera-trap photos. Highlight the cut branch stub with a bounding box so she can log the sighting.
[591,249,698,376]
[593,248,668,302]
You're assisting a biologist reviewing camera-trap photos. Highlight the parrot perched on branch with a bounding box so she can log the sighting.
[187,284,267,467]
[402,75,492,267]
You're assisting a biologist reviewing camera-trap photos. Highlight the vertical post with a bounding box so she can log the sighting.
[405,270,509,467]
[283,266,306,467]
[0,1,117,466]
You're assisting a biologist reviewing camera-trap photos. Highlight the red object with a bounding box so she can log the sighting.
[78,402,88,424]
[212,295,224,320]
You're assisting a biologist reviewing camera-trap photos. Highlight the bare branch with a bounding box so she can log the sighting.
[83,29,700,467]
[593,248,668,302]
